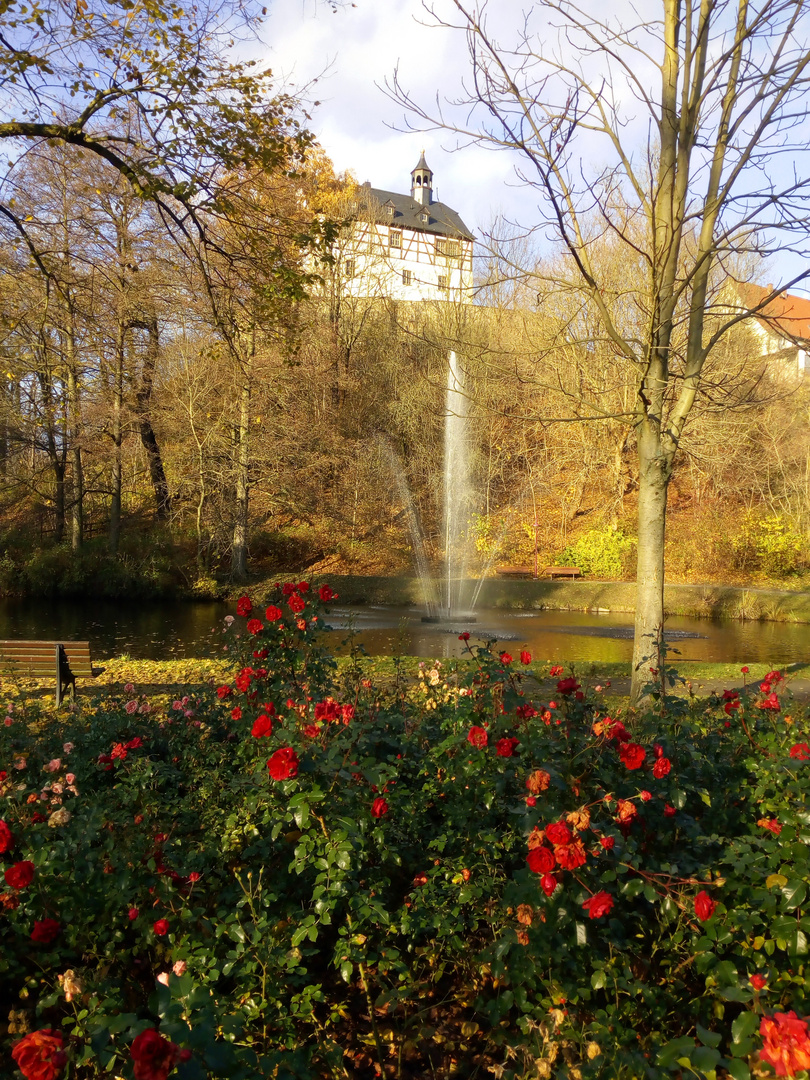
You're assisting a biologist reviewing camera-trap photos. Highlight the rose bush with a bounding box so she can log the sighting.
[1,586,810,1078]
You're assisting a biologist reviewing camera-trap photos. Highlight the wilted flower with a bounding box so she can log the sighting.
[58,970,84,1002]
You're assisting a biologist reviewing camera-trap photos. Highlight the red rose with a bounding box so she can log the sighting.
[499,651,513,664]
[371,797,389,818]
[516,704,538,720]
[758,692,781,711]
[600,836,615,850]
[556,677,580,695]
[251,714,273,738]
[540,873,558,896]
[288,594,305,613]
[640,790,651,802]
[694,890,716,922]
[31,919,60,944]
[582,890,613,919]
[265,605,283,622]
[131,1028,182,1080]
[268,747,299,781]
[315,699,340,722]
[758,817,782,835]
[653,756,671,778]
[495,737,518,757]
[549,665,563,677]
[619,742,646,770]
[545,822,572,846]
[216,685,231,699]
[467,726,488,749]
[759,1011,810,1078]
[153,918,169,937]
[236,596,252,617]
[527,846,556,874]
[750,974,767,991]
[664,803,676,817]
[765,669,784,684]
[319,584,336,602]
[520,651,532,665]
[230,706,242,721]
[790,743,810,760]
[246,618,264,635]
[0,819,13,852]
[5,860,34,889]
[11,1029,66,1080]
[128,907,139,921]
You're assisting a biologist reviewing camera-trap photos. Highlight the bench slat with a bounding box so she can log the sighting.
[0,640,96,687]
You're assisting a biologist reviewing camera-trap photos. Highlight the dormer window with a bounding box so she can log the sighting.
[420,212,429,223]
[386,204,395,217]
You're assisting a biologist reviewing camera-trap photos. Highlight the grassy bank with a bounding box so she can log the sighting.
[283,574,810,623]
[8,655,808,706]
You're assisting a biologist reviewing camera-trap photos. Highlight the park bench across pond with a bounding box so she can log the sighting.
[495,565,583,580]
[0,640,102,706]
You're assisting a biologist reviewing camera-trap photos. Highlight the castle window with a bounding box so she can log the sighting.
[344,258,355,278]
[389,228,402,249]
[436,239,459,258]
[402,269,412,286]
[386,204,395,217]
[438,275,448,290]
[420,212,428,223]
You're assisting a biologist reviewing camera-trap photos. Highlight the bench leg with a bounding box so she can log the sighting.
[55,646,62,708]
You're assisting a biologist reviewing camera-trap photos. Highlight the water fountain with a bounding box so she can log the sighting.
[387,350,479,624]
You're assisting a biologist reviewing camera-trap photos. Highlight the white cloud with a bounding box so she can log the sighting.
[264,0,524,241]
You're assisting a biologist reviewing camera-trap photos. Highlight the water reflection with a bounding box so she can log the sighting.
[324,606,810,665]
[0,598,806,665]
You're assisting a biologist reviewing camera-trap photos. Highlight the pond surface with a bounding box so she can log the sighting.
[0,598,809,665]
[323,606,810,665]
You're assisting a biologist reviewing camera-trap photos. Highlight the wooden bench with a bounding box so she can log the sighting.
[0,641,101,706]
[541,566,582,579]
[495,566,535,579]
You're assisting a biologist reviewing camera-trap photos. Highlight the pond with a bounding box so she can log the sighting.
[1,597,809,665]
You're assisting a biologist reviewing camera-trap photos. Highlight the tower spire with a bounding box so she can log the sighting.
[411,151,433,206]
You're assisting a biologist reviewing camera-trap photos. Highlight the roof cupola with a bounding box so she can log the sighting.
[410,151,433,206]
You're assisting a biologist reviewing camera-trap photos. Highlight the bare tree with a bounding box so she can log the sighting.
[391,0,810,702]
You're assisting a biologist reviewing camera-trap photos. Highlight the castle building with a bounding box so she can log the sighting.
[337,154,474,302]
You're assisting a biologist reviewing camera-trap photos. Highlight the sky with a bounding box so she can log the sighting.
[263,0,810,293]
[264,0,531,244]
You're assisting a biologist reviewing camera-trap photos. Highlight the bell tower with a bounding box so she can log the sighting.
[410,151,433,206]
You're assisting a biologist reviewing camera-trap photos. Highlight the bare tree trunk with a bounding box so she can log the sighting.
[65,322,83,552]
[231,361,251,581]
[134,315,171,521]
[108,321,125,554]
[630,421,672,703]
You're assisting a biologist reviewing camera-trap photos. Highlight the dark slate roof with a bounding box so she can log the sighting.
[356,183,474,241]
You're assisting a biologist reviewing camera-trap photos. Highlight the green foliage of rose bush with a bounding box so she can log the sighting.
[2,587,810,1078]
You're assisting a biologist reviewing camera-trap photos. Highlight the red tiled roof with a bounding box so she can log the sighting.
[733,281,810,342]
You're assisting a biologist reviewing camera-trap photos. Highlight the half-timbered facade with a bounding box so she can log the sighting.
[337,155,474,302]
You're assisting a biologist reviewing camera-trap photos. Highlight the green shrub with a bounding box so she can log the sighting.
[559,526,635,578]
[730,513,806,577]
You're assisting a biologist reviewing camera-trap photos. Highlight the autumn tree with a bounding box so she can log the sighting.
[393,0,810,702]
